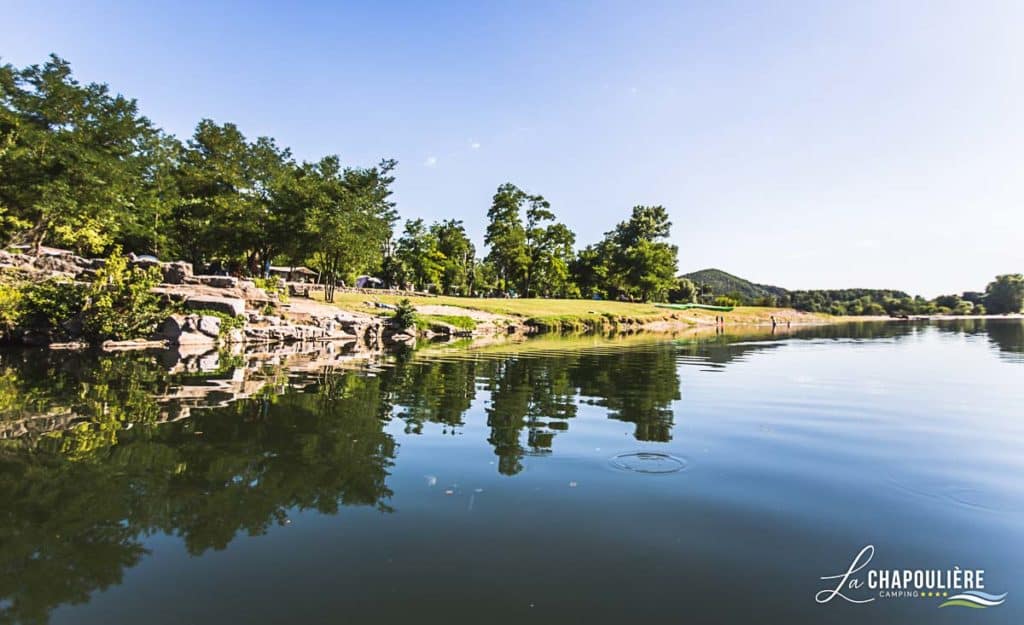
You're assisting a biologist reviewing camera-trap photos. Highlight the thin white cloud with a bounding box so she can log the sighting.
[470,141,481,149]
[424,155,438,167]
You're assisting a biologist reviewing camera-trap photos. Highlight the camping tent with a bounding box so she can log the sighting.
[268,266,318,282]
[355,275,384,289]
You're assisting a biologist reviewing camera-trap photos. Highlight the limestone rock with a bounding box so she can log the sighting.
[185,295,245,317]
[155,315,186,339]
[197,315,222,338]
[162,261,192,284]
[195,275,238,289]
[155,314,217,345]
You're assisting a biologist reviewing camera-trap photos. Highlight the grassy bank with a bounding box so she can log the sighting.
[314,292,670,329]
[415,314,478,332]
[313,291,837,330]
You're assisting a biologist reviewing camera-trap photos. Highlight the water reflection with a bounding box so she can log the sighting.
[0,319,1021,624]
[0,370,396,624]
[932,317,1024,362]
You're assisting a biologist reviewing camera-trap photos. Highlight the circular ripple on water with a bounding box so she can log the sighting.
[609,452,688,474]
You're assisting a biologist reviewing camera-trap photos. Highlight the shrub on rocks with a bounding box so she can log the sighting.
[2,248,167,343]
[80,249,165,341]
[16,278,87,339]
[391,298,417,330]
[0,283,24,340]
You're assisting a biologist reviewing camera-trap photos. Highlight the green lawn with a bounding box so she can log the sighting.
[313,291,833,327]
[416,314,478,331]
[315,291,668,320]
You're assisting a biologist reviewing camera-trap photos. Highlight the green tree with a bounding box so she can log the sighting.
[305,157,397,302]
[484,183,529,293]
[570,243,612,299]
[172,121,296,273]
[0,283,21,341]
[472,258,499,295]
[395,218,444,291]
[431,219,475,295]
[984,274,1024,314]
[171,120,253,268]
[524,199,576,297]
[0,55,159,253]
[588,206,679,301]
[115,131,183,257]
[239,136,298,274]
[668,277,698,303]
[391,298,417,329]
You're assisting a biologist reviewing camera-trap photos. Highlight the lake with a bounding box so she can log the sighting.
[1,319,1021,624]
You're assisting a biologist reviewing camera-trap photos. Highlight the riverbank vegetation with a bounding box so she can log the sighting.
[683,268,1024,317]
[0,248,168,343]
[0,55,680,304]
[2,54,1021,327]
[314,290,839,331]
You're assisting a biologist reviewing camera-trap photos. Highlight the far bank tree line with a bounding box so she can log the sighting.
[1,55,680,303]
[697,276,1024,316]
[783,279,1024,316]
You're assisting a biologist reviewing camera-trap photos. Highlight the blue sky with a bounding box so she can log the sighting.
[4,0,1022,296]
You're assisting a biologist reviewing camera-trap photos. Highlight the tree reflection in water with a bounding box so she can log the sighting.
[0,319,1020,623]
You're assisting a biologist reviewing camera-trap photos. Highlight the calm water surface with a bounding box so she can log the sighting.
[1,320,1022,624]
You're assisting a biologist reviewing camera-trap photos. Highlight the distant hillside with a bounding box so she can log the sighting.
[680,268,923,314]
[682,268,788,302]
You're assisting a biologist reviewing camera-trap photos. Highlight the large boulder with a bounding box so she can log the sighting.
[196,275,238,289]
[155,315,217,345]
[197,315,222,338]
[30,254,85,276]
[129,256,192,284]
[237,280,276,307]
[161,261,192,284]
[185,295,245,317]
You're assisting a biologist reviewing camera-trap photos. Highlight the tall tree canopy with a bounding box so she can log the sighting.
[432,219,475,295]
[0,55,160,253]
[303,157,397,301]
[984,274,1024,314]
[524,199,576,297]
[394,218,444,291]
[484,183,529,293]
[573,206,679,301]
[483,183,575,297]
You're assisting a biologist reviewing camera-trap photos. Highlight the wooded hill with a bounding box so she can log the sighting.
[682,268,788,303]
[679,267,1022,316]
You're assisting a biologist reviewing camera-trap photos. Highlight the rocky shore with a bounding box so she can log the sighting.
[0,249,443,351]
[2,248,916,354]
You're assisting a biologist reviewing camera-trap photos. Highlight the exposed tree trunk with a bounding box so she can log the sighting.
[11,220,50,255]
[323,253,338,302]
